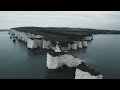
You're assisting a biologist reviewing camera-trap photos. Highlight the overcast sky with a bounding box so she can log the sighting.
[0,11,120,30]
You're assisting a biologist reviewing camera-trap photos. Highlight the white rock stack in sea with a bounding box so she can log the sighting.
[70,42,77,50]
[82,41,87,48]
[75,62,103,79]
[27,38,39,49]
[47,52,82,69]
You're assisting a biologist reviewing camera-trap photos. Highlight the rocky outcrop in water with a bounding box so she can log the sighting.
[82,41,87,48]
[9,29,90,51]
[47,52,82,69]
[9,29,103,79]
[75,62,103,79]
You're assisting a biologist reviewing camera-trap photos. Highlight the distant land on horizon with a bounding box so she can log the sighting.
[0,29,10,31]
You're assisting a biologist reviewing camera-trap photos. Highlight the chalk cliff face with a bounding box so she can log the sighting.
[47,53,82,69]
[75,62,103,79]
[75,69,103,79]
[14,31,19,38]
[17,32,21,40]
[70,43,77,50]
[11,30,89,50]
[47,53,62,69]
[78,41,83,48]
[82,41,87,48]
[74,41,83,49]
[21,32,26,41]
[27,39,38,49]
[55,44,61,52]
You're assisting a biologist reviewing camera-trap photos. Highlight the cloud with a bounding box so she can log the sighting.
[0,11,120,30]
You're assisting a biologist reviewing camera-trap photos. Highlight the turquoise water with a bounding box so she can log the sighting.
[0,31,120,79]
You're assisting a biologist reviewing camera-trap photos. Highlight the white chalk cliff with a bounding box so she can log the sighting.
[47,53,82,69]
[70,43,77,50]
[27,38,38,49]
[74,41,83,49]
[82,41,87,48]
[75,69,103,79]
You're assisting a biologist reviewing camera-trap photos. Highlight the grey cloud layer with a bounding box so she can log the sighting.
[0,11,120,30]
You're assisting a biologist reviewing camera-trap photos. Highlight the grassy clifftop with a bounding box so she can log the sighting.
[11,26,120,34]
[11,27,120,42]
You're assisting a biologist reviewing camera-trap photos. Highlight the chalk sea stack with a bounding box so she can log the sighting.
[8,27,103,79]
[47,52,82,70]
[75,62,103,79]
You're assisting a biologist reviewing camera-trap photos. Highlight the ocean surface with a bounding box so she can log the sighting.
[0,31,120,79]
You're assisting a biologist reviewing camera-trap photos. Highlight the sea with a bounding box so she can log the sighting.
[0,31,120,79]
